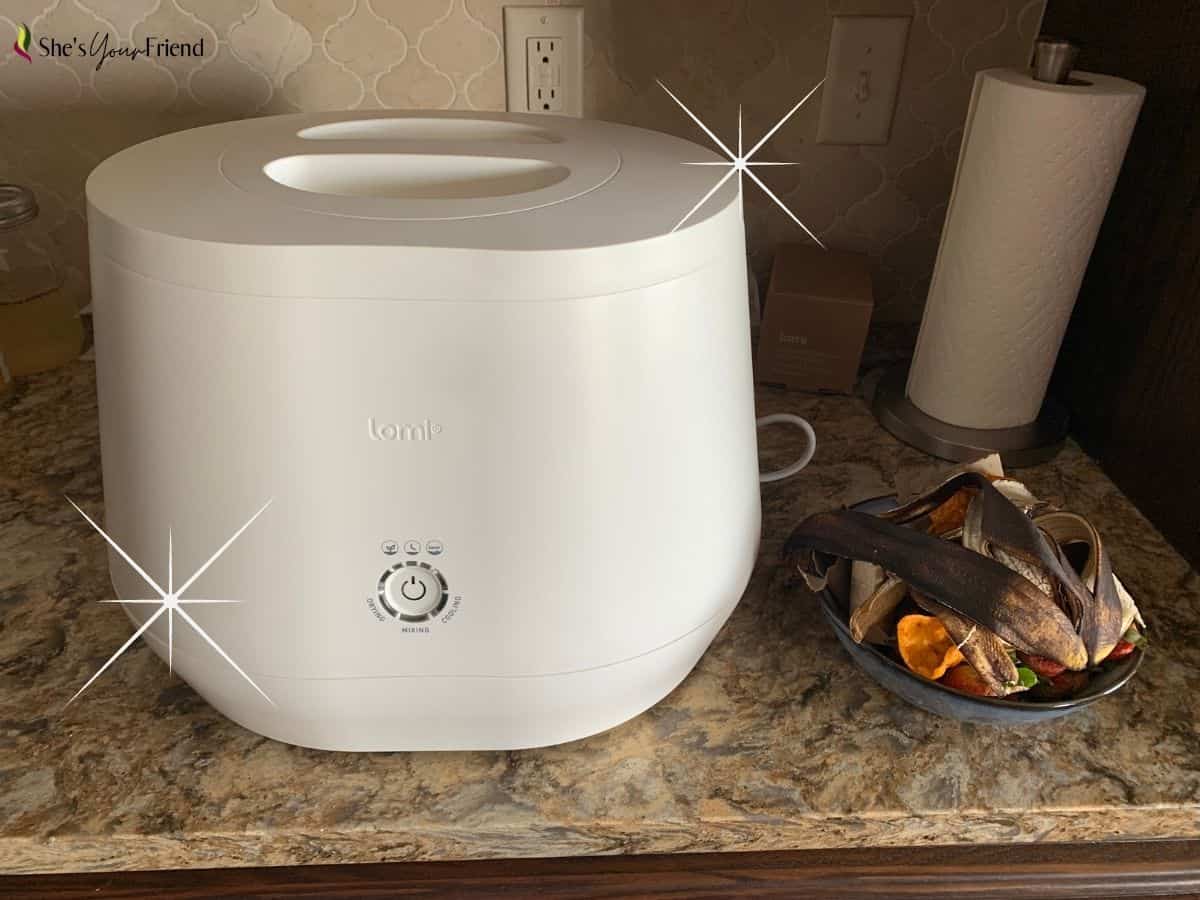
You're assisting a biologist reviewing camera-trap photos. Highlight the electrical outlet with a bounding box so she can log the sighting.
[504,6,583,117]
[527,36,563,112]
[817,16,911,144]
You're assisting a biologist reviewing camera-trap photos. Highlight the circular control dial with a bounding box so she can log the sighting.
[378,562,447,621]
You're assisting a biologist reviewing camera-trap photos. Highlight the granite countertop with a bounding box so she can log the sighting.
[2,356,1199,875]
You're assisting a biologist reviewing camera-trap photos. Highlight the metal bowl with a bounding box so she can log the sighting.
[818,496,1144,725]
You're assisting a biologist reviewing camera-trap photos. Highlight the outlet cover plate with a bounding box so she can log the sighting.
[817,15,911,145]
[504,6,584,117]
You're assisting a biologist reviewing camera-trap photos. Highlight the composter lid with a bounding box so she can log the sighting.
[86,111,743,301]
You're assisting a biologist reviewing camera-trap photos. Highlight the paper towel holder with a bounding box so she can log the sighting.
[1032,36,1079,85]
[873,366,1069,468]
[873,35,1087,468]
[871,35,1116,468]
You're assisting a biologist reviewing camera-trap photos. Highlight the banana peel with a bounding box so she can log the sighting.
[786,508,1089,671]
[848,572,907,644]
[1034,511,1127,664]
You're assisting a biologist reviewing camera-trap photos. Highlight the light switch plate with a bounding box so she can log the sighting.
[817,16,911,145]
[504,6,584,117]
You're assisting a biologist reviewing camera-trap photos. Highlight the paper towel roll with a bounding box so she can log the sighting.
[907,68,1144,430]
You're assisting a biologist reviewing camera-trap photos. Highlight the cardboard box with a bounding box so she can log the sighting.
[756,243,873,393]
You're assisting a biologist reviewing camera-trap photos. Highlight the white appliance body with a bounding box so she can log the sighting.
[86,112,758,751]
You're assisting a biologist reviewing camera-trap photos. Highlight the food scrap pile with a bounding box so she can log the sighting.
[785,459,1146,700]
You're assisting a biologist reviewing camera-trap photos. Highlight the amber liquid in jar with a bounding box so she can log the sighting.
[0,184,83,376]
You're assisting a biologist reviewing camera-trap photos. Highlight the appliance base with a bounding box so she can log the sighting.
[872,364,1068,468]
[136,597,739,751]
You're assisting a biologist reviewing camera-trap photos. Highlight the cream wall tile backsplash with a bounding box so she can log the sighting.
[0,0,1044,320]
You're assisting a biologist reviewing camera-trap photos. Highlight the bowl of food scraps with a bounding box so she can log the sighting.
[784,459,1146,724]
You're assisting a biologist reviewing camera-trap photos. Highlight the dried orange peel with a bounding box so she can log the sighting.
[896,614,964,680]
[927,488,975,535]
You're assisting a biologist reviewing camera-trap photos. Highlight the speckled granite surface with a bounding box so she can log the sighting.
[2,357,1198,875]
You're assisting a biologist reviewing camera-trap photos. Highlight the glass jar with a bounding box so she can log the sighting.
[0,184,83,375]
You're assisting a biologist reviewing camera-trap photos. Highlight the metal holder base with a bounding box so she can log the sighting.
[872,365,1068,468]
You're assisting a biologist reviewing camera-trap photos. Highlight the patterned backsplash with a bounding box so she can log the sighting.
[0,0,1044,320]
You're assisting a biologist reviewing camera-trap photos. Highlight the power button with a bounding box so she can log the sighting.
[400,577,427,602]
[378,562,447,621]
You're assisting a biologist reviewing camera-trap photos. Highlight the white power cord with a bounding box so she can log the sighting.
[757,413,817,483]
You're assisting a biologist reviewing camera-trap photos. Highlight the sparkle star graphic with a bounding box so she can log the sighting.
[658,78,826,247]
[66,498,275,707]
